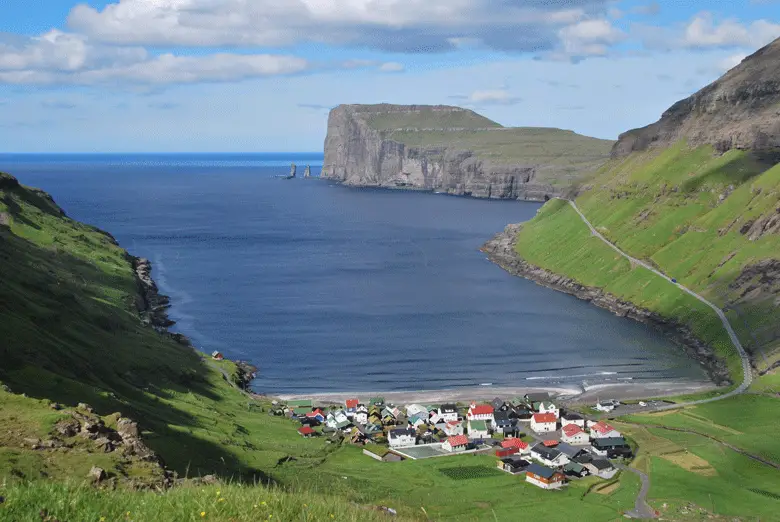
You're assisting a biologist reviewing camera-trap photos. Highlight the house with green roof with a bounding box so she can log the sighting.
[468,419,489,439]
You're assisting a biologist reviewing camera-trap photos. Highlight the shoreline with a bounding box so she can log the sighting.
[480,223,732,387]
[271,380,716,405]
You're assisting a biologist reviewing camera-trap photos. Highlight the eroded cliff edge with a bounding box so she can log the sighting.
[481,224,731,386]
[321,104,614,201]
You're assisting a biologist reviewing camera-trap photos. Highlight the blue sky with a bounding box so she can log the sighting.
[1,0,779,152]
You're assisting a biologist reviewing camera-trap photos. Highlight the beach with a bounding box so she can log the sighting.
[273,379,717,406]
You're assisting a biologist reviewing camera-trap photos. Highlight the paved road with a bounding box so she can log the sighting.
[617,464,658,519]
[563,199,753,410]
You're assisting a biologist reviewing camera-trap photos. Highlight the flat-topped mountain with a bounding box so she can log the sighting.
[322,104,614,201]
[613,37,780,157]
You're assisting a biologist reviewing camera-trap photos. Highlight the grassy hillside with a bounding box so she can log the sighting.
[515,142,780,379]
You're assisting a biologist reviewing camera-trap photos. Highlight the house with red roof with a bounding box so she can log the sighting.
[345,399,359,413]
[495,446,519,458]
[500,438,530,454]
[538,402,560,418]
[561,423,589,445]
[530,412,558,433]
[542,439,559,448]
[297,426,315,438]
[590,421,621,439]
[466,403,495,423]
[305,409,325,422]
[442,435,469,452]
[442,420,464,437]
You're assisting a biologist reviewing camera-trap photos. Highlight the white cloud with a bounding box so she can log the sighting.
[639,13,780,51]
[66,0,609,52]
[718,53,748,72]
[452,89,522,106]
[554,19,625,59]
[379,62,405,73]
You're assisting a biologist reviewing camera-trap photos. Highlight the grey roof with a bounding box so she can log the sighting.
[563,462,587,473]
[592,437,629,448]
[525,392,551,402]
[531,444,562,461]
[562,412,583,420]
[493,411,516,423]
[388,428,416,438]
[591,459,614,471]
[439,404,457,413]
[526,463,558,479]
[557,442,586,458]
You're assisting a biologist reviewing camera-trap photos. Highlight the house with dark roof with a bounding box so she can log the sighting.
[524,392,551,404]
[563,461,590,478]
[585,459,616,478]
[437,404,459,423]
[491,398,510,411]
[530,443,570,467]
[560,412,585,428]
[388,428,417,448]
[525,463,565,489]
[556,442,588,461]
[492,410,519,435]
[497,456,530,474]
[591,437,632,458]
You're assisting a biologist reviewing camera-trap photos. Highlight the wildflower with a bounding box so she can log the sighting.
[330,515,335,519]
[201,511,206,517]
[100,518,106,522]
[216,491,221,496]
[261,501,267,506]
[218,498,225,503]
[253,505,258,509]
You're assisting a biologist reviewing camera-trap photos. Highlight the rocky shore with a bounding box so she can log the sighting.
[481,224,732,386]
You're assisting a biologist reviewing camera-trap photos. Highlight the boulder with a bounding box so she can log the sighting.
[88,466,106,482]
[55,418,81,437]
[117,418,140,439]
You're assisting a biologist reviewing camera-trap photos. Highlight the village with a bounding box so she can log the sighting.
[272,392,634,491]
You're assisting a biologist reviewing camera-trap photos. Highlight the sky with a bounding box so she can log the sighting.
[1,0,779,152]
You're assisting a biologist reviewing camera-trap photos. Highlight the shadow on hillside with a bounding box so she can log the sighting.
[0,229,271,484]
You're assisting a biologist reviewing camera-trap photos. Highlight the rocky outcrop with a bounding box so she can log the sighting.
[481,224,732,386]
[322,104,611,201]
[132,257,174,330]
[613,37,780,157]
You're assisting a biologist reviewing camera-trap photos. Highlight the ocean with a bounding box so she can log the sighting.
[0,153,708,394]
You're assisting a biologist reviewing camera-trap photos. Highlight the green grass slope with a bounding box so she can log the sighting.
[515,143,780,379]
[360,105,502,131]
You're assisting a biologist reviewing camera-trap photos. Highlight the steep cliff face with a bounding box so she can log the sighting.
[613,37,780,157]
[322,104,613,201]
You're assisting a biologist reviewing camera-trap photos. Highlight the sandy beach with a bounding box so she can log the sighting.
[271,379,718,406]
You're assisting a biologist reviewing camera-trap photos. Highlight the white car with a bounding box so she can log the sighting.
[638,401,647,407]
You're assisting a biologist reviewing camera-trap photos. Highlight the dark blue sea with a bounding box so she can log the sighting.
[0,153,709,394]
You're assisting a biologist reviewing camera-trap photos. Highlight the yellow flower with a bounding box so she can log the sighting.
[216,491,221,496]
[201,512,206,517]
[100,518,106,522]
[253,505,258,509]
[330,515,335,519]
[218,498,225,503]
[261,501,267,506]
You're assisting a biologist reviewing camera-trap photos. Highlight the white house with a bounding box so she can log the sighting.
[437,404,459,423]
[428,412,443,425]
[500,438,530,455]
[560,412,585,428]
[467,419,490,439]
[595,401,615,413]
[442,435,469,453]
[443,420,464,436]
[590,421,621,439]
[466,403,495,423]
[530,444,570,468]
[354,405,368,425]
[388,428,417,448]
[406,404,427,418]
[538,402,560,418]
[325,410,351,429]
[561,424,590,445]
[530,412,557,433]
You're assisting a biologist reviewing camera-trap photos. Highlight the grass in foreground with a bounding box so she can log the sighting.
[0,481,399,522]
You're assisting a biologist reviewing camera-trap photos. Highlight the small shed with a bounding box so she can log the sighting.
[211,351,224,360]
[297,426,316,438]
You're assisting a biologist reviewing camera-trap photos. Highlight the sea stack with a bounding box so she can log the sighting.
[304,165,311,178]
[289,163,297,178]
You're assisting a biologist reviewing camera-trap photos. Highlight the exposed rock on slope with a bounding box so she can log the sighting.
[613,37,780,157]
[322,104,614,201]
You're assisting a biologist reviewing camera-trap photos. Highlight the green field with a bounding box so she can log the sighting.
[360,106,501,131]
